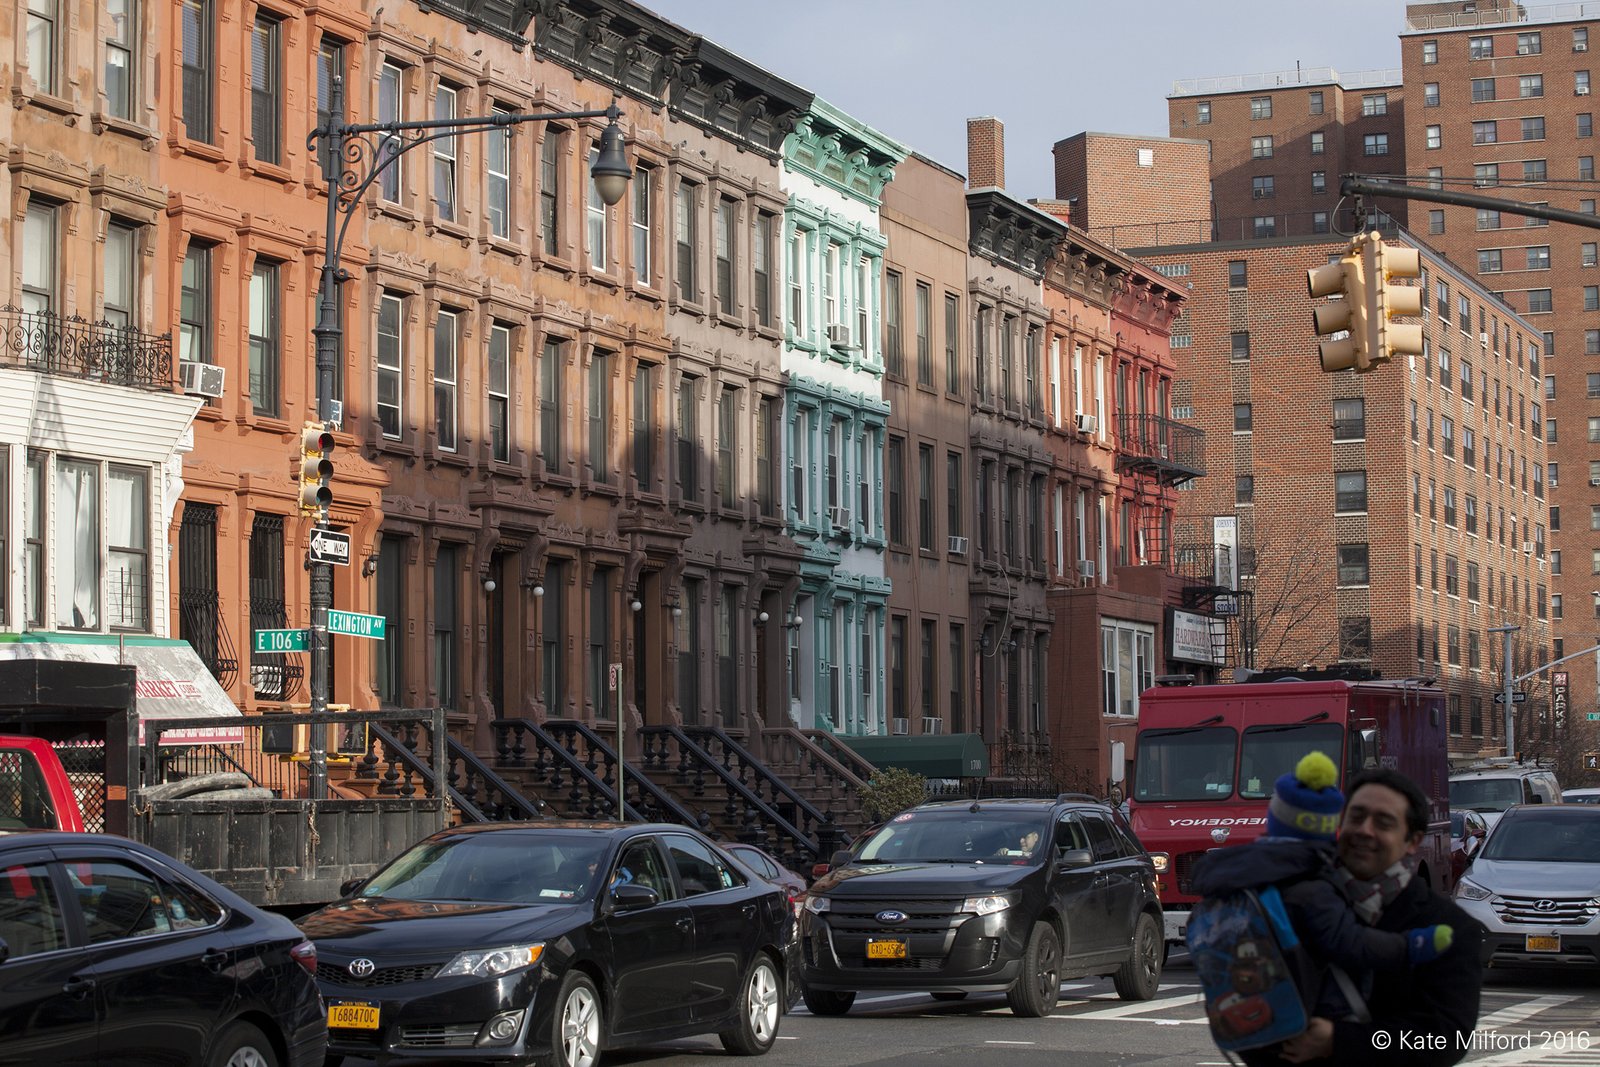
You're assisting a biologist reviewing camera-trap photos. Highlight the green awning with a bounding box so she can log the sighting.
[841,733,990,779]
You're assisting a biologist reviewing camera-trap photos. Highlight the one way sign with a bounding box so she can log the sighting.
[309,528,351,566]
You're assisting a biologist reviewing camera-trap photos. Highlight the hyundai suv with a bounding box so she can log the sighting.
[798,797,1163,1017]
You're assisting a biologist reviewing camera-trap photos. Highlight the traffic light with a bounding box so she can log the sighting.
[1372,238,1425,365]
[299,423,334,513]
[1307,237,1374,372]
[1307,232,1425,373]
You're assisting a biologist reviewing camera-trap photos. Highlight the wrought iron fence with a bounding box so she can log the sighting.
[0,305,173,391]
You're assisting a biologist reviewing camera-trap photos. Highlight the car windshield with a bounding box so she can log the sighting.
[360,832,613,903]
[1480,812,1600,863]
[1450,778,1523,812]
[1133,727,1238,802]
[855,811,1052,864]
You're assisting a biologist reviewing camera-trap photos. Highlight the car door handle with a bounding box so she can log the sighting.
[742,904,757,919]
[201,949,229,974]
[675,916,693,931]
[62,977,96,998]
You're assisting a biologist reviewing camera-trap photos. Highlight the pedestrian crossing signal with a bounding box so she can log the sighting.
[1586,752,1599,770]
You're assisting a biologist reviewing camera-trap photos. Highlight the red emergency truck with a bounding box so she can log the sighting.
[1127,670,1452,946]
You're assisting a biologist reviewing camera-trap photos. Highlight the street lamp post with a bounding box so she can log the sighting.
[1488,624,1520,760]
[303,77,630,798]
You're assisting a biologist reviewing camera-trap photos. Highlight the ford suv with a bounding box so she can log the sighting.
[798,796,1163,1017]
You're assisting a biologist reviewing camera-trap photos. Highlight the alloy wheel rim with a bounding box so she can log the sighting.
[561,986,600,1067]
[1038,935,1060,998]
[1140,923,1160,984]
[749,963,779,1042]
[226,1048,270,1067]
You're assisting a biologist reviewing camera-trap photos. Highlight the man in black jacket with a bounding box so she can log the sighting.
[1280,768,1483,1065]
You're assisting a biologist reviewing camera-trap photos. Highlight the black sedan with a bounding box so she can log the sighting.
[0,830,326,1067]
[301,821,797,1067]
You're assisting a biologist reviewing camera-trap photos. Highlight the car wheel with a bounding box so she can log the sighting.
[801,987,856,1016]
[1112,913,1163,1001]
[929,991,968,1002]
[1005,922,1061,1018]
[208,1022,279,1067]
[551,971,603,1067]
[719,954,783,1055]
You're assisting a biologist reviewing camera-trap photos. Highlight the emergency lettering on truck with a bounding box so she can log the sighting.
[1126,668,1452,946]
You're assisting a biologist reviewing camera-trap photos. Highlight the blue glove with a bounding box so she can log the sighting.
[1405,924,1454,964]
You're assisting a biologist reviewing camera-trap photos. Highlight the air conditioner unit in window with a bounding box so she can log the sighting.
[1078,558,1097,580]
[1522,541,1535,554]
[826,323,853,349]
[1074,413,1098,435]
[1579,86,1592,95]
[1577,42,1589,52]
[892,717,909,735]
[1479,332,1490,347]
[922,717,944,735]
[829,505,851,531]
[179,361,226,398]
[948,534,969,556]
[1251,189,1268,199]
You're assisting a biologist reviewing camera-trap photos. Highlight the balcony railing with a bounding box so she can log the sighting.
[0,305,173,392]
[1116,413,1206,485]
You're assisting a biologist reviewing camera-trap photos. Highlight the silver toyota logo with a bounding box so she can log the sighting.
[876,910,908,925]
[1211,827,1231,844]
[348,958,376,978]
[1534,899,1558,912]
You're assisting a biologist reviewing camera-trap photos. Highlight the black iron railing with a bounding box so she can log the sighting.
[0,305,173,391]
[684,725,849,852]
[370,719,541,822]
[640,724,828,872]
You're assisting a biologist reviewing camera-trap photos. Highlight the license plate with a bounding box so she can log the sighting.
[1525,934,1561,953]
[328,1002,380,1030]
[867,939,908,960]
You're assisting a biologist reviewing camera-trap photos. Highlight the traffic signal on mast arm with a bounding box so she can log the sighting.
[1371,237,1425,366]
[1307,236,1374,372]
[299,423,335,513]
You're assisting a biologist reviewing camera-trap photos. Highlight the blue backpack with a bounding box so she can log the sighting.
[1186,886,1315,1052]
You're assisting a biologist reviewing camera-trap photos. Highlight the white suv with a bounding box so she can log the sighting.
[1449,763,1562,829]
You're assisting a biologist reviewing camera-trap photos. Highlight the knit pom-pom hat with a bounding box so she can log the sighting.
[1265,751,1344,841]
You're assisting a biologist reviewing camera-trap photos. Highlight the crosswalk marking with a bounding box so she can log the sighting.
[1063,991,1205,1021]
[1477,994,1579,1029]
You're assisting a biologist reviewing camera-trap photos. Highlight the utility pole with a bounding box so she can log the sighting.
[1488,625,1519,759]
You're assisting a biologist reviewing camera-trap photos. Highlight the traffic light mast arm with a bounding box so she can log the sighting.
[1341,176,1600,232]
[1511,642,1600,687]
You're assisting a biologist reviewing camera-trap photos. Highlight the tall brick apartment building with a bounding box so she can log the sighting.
[1140,1,1600,768]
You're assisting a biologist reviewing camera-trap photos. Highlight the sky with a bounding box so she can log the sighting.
[643,0,1407,199]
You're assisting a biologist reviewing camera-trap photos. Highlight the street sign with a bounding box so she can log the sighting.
[328,610,386,639]
[254,628,308,653]
[1587,712,1600,721]
[1493,691,1528,704]
[309,528,351,566]
[609,663,622,692]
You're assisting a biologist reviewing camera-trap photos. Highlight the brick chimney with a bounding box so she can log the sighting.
[967,116,1005,189]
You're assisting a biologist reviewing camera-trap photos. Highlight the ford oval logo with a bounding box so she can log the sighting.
[876,909,908,925]
[348,958,376,978]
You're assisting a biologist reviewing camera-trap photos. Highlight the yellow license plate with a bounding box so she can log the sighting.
[328,1002,380,1030]
[1526,935,1561,953]
[867,939,908,960]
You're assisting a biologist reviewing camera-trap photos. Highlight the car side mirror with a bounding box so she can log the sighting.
[1057,848,1094,870]
[0,936,10,965]
[829,849,853,870]
[339,878,366,898]
[610,883,659,914]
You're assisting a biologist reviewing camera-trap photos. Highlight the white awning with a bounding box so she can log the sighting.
[0,635,242,744]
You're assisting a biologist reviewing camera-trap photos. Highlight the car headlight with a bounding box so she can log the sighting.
[804,895,830,914]
[1455,878,1493,902]
[1149,852,1170,875]
[961,895,1011,916]
[437,943,545,978]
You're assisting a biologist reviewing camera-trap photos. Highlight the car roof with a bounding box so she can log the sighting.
[1449,767,1557,780]
[1564,787,1600,796]
[429,820,699,840]
[1498,803,1600,819]
[910,797,1117,814]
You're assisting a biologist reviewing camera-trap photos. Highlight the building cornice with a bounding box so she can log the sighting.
[784,100,908,207]
[967,188,1068,280]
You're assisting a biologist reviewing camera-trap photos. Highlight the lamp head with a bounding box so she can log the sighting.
[590,115,632,207]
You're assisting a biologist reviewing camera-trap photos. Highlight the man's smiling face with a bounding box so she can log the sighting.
[1338,782,1421,880]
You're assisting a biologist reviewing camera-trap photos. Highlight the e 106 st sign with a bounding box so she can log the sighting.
[254,628,308,653]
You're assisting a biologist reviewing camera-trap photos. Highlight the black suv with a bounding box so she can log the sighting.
[798,796,1163,1017]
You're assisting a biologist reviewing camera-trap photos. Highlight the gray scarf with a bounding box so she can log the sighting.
[1328,853,1419,925]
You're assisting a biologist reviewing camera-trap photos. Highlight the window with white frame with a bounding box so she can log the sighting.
[250,14,282,164]
[103,221,138,329]
[823,243,840,327]
[675,179,697,301]
[22,202,58,317]
[540,128,563,255]
[179,242,212,366]
[487,107,511,239]
[376,292,404,438]
[248,261,280,416]
[432,85,458,221]
[1101,619,1154,717]
[587,147,610,272]
[488,323,510,463]
[631,167,652,287]
[25,454,153,633]
[433,309,458,451]
[105,0,137,119]
[753,210,773,327]
[715,197,735,314]
[378,63,404,202]
[27,0,58,94]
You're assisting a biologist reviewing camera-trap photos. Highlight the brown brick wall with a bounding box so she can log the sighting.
[1052,133,1211,247]
[967,116,1006,189]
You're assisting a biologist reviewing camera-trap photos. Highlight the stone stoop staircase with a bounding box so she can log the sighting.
[759,726,877,843]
